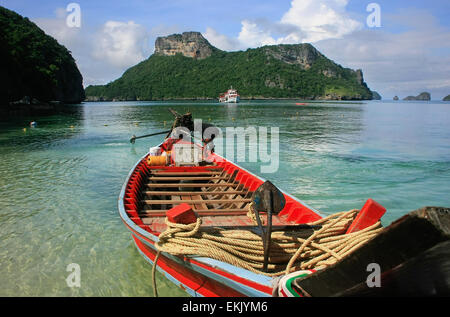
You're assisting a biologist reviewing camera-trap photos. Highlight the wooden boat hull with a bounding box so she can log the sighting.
[118,151,323,297]
[119,138,450,297]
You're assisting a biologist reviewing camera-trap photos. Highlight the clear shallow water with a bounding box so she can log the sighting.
[0,100,449,296]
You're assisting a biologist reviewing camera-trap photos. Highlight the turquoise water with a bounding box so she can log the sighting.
[0,100,449,296]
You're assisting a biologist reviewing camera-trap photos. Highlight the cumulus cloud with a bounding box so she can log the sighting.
[92,21,150,68]
[204,27,244,51]
[314,10,450,99]
[205,0,361,50]
[33,9,154,86]
[279,0,361,43]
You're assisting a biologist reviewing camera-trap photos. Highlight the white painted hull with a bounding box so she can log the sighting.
[220,96,240,103]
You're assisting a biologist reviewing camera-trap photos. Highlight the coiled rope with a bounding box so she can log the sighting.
[151,207,383,296]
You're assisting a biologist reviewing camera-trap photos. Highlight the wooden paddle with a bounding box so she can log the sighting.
[130,130,172,144]
[252,181,286,272]
[130,109,191,144]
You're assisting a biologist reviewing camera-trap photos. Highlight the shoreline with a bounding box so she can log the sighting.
[83,96,373,102]
[0,102,81,118]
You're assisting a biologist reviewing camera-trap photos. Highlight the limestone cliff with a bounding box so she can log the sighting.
[263,44,323,70]
[154,32,215,59]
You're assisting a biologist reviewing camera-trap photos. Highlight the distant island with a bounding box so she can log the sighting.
[0,6,84,116]
[443,95,450,101]
[85,32,374,101]
[403,92,431,101]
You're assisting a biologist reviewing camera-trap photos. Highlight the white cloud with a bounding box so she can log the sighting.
[203,27,243,51]
[237,20,279,48]
[33,10,154,87]
[93,21,150,69]
[313,10,450,99]
[206,0,361,50]
[279,0,361,43]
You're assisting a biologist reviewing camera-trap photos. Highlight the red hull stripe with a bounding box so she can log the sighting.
[123,220,272,297]
[133,236,245,297]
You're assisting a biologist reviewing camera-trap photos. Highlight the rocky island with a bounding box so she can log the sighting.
[0,6,84,116]
[85,32,373,101]
[403,92,431,101]
[443,95,450,101]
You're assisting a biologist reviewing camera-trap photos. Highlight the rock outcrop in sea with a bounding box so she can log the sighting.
[393,96,399,100]
[0,6,84,115]
[443,95,450,101]
[403,92,431,101]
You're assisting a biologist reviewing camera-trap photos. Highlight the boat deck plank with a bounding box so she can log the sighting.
[146,183,239,188]
[141,214,289,233]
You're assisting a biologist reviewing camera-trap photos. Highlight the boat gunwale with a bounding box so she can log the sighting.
[118,143,324,295]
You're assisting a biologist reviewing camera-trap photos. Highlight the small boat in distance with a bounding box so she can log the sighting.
[219,86,240,103]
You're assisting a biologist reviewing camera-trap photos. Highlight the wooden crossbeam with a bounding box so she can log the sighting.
[139,210,253,217]
[146,183,239,188]
[140,208,250,213]
[187,194,208,210]
[148,176,229,181]
[144,190,248,196]
[149,166,223,172]
[151,171,223,176]
[142,199,252,204]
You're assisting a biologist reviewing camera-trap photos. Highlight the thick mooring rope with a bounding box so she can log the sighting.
[152,208,382,284]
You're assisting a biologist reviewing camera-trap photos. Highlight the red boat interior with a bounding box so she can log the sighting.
[123,152,322,236]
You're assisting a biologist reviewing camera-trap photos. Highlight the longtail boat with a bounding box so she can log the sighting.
[119,110,450,297]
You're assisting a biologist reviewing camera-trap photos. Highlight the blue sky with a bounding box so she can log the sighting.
[1,0,449,99]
